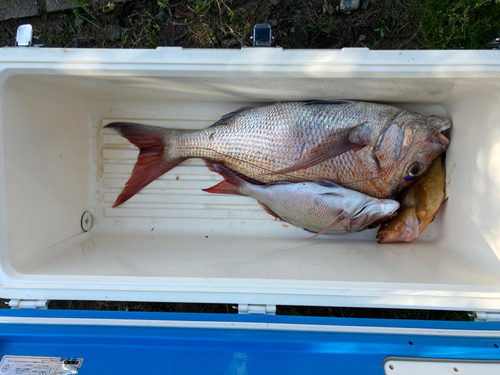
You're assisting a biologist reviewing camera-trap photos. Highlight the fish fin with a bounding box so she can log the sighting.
[314,180,341,188]
[429,197,448,224]
[265,181,291,186]
[202,164,246,196]
[203,160,266,185]
[209,105,264,127]
[104,122,185,207]
[414,184,429,217]
[203,159,218,173]
[304,100,355,106]
[272,124,373,175]
[304,211,345,240]
[202,181,244,196]
[257,201,284,221]
[314,181,346,198]
[321,192,345,198]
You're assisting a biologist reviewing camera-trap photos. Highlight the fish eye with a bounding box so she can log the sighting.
[367,224,375,229]
[408,162,423,177]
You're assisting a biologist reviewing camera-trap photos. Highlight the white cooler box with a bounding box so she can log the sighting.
[0,47,499,312]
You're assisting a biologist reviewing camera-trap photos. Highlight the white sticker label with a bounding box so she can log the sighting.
[0,356,83,375]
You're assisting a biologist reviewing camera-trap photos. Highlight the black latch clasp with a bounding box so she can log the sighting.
[250,24,274,47]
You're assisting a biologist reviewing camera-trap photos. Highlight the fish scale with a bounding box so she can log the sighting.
[105,101,451,207]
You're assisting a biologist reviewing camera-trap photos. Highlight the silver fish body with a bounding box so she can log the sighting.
[205,165,400,236]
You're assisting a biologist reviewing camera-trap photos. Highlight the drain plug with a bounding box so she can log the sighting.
[81,211,93,232]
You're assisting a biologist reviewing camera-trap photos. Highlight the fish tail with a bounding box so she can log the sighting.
[203,164,247,196]
[104,122,185,207]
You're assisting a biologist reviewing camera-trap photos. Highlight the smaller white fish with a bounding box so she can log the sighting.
[204,165,400,237]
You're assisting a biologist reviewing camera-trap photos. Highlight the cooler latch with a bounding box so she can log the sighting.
[250,24,274,47]
[238,304,276,315]
[15,25,33,47]
[14,24,46,47]
[8,299,49,309]
[471,312,500,322]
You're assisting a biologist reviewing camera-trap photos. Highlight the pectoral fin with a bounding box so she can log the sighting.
[304,211,345,240]
[272,124,373,175]
[414,184,429,218]
[430,197,449,223]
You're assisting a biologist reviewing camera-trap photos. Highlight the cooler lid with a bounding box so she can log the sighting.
[0,309,499,374]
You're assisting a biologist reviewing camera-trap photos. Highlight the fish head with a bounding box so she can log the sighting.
[376,216,407,243]
[383,113,451,196]
[376,205,420,243]
[349,199,400,232]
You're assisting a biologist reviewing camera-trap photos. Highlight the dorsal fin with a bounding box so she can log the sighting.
[314,180,341,188]
[314,181,345,197]
[263,181,293,187]
[209,105,264,127]
[304,100,356,106]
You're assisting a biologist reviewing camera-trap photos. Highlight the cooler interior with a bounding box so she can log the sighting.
[1,73,500,295]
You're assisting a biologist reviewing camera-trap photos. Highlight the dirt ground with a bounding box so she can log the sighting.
[0,0,422,49]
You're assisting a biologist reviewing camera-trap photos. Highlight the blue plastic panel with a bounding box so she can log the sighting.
[0,310,498,374]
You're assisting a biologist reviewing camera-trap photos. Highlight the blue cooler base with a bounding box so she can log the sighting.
[0,310,499,374]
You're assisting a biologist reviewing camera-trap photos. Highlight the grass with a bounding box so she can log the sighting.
[157,0,170,10]
[16,0,500,50]
[30,0,167,48]
[190,0,215,18]
[407,0,500,49]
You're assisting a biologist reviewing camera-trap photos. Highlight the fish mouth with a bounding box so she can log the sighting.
[438,118,453,132]
[431,131,450,148]
[354,200,400,230]
[373,200,400,223]
[429,117,452,148]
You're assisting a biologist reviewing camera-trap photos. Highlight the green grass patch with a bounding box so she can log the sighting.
[408,0,500,49]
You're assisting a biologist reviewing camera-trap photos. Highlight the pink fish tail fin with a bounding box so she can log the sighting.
[104,122,185,207]
[203,164,246,196]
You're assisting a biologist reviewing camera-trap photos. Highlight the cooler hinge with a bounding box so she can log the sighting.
[471,312,500,322]
[8,299,49,309]
[238,304,276,315]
